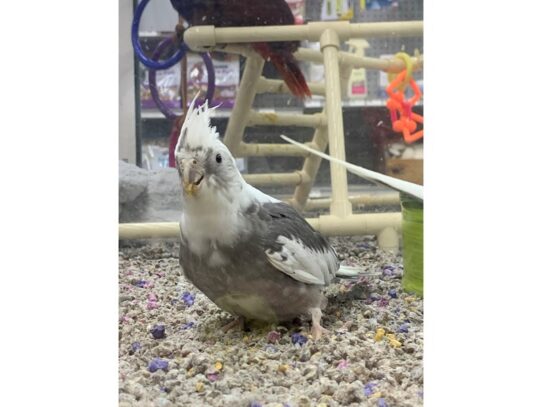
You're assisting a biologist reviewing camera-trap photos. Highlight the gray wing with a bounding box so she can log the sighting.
[254,202,339,286]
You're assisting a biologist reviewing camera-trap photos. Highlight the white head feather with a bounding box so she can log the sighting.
[175,97,219,154]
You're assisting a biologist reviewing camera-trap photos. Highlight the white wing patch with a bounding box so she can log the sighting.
[265,236,338,286]
[244,182,280,204]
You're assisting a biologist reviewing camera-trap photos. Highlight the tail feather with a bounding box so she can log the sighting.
[269,53,311,99]
[336,265,380,278]
[252,43,311,99]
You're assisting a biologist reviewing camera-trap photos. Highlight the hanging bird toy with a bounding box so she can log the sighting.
[385,52,423,144]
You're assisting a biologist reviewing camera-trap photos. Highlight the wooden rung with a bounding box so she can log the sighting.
[247,110,326,127]
[238,142,316,157]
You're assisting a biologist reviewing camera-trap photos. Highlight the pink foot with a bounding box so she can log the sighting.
[309,308,329,340]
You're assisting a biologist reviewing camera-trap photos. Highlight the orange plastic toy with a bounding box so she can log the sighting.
[386,58,423,144]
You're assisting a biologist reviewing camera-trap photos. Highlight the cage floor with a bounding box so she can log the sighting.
[119,236,423,406]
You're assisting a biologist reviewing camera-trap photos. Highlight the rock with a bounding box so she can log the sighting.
[119,161,184,223]
[119,160,149,222]
[146,167,182,221]
[119,160,149,204]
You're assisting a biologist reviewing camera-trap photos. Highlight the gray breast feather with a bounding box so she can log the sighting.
[253,202,339,286]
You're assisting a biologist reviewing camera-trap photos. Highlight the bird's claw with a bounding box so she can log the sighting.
[309,307,328,341]
[310,324,329,341]
[221,316,245,333]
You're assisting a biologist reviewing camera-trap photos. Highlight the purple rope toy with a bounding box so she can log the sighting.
[148,37,216,120]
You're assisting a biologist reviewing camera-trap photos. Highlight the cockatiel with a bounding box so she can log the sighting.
[174,98,361,338]
[169,0,311,98]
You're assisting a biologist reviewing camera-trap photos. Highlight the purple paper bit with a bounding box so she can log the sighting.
[377,298,389,307]
[291,332,308,346]
[267,330,281,344]
[181,292,195,307]
[134,279,148,288]
[398,323,409,333]
[364,382,377,396]
[148,358,169,373]
[147,293,159,309]
[131,341,141,352]
[367,293,381,304]
[377,398,389,407]
[249,402,262,407]
[180,321,195,330]
[206,372,219,382]
[337,359,348,369]
[356,242,371,249]
[388,288,398,298]
[151,324,166,339]
[381,265,396,276]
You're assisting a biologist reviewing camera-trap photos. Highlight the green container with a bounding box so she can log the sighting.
[401,193,423,297]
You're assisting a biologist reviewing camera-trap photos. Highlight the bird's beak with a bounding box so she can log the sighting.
[182,159,205,196]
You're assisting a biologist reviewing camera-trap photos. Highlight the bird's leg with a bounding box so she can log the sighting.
[221,316,245,333]
[309,307,329,340]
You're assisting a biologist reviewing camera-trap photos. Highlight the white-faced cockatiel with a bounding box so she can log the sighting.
[174,99,363,338]
[170,0,311,98]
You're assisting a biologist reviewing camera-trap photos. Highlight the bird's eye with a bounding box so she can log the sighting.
[215,153,222,163]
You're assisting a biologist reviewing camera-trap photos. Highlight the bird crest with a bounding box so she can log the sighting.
[175,95,219,154]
